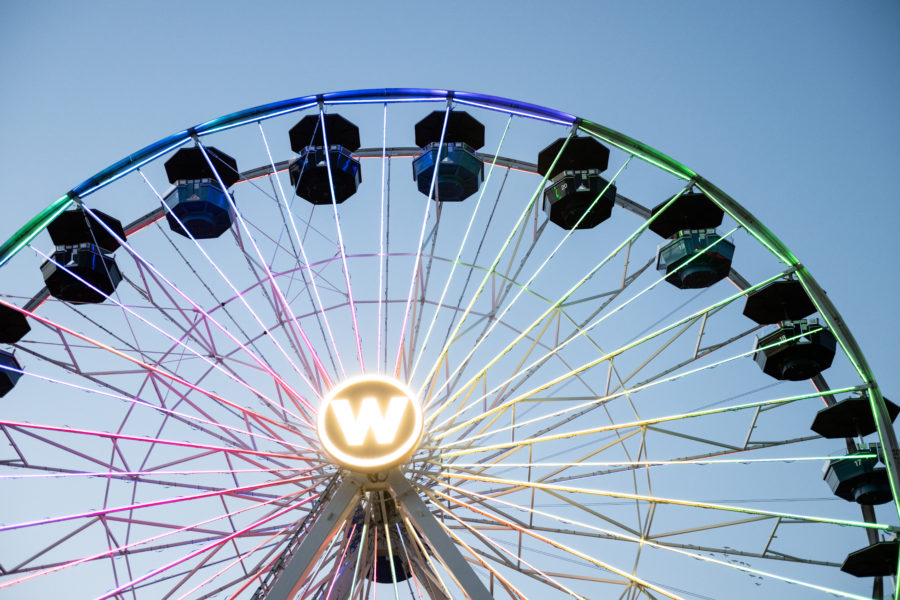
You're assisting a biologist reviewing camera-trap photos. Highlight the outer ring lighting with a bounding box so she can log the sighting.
[317,374,424,472]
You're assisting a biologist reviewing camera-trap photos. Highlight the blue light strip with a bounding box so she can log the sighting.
[1,89,584,268]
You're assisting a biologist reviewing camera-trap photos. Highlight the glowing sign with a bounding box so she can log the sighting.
[317,375,423,471]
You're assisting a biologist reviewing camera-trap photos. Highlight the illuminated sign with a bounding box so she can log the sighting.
[317,375,423,471]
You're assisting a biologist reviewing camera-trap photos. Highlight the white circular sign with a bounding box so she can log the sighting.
[317,375,423,472]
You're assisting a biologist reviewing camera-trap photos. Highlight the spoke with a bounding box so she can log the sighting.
[1,484,313,591]
[259,122,347,380]
[319,106,365,373]
[436,472,894,533]
[2,365,312,453]
[434,385,863,457]
[430,515,529,600]
[407,115,514,382]
[425,180,693,428]
[437,453,876,468]
[345,516,370,600]
[377,104,388,374]
[418,131,575,403]
[133,174,320,414]
[432,477,874,600]
[424,155,636,417]
[428,494,588,599]
[0,471,320,535]
[2,300,312,438]
[392,104,451,376]
[420,484,687,600]
[2,91,890,600]
[323,521,357,600]
[429,267,794,440]
[7,276,309,440]
[92,486,323,600]
[196,140,335,389]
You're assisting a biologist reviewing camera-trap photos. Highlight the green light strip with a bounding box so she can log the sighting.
[431,268,792,441]
[0,194,74,267]
[434,385,861,455]
[573,122,895,535]
[430,475,876,600]
[437,454,877,468]
[437,472,895,532]
[407,115,513,381]
[428,183,694,432]
[577,120,696,181]
[421,132,576,415]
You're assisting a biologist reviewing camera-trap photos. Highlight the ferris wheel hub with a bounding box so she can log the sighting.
[317,375,424,472]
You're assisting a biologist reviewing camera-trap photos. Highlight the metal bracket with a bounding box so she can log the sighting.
[262,470,492,600]
[264,474,364,600]
[387,470,492,600]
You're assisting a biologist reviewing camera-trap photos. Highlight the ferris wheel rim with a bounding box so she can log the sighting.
[0,87,895,598]
[1,87,884,429]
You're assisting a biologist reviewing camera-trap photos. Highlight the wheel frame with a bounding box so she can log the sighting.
[1,88,895,599]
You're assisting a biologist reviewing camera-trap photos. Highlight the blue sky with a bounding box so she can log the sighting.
[1,2,898,598]
[1,1,896,387]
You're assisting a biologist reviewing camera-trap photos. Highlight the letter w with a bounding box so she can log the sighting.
[331,396,408,445]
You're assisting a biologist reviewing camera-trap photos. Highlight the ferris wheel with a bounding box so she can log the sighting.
[0,89,897,600]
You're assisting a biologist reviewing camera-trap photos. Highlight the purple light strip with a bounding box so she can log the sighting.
[195,143,335,390]
[319,106,366,373]
[0,484,315,591]
[76,199,317,417]
[258,122,348,380]
[377,103,388,373]
[323,96,441,106]
[92,488,322,600]
[0,469,320,534]
[5,364,313,453]
[200,101,318,136]
[0,300,310,439]
[453,98,575,126]
[28,244,312,433]
[3,89,583,270]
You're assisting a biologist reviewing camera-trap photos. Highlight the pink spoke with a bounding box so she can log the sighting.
[92,488,322,600]
[194,143,335,389]
[35,205,319,418]
[392,105,451,376]
[0,484,320,591]
[1,299,311,435]
[0,420,317,479]
[258,122,348,380]
[324,522,357,600]
[29,246,313,425]
[319,107,365,373]
[8,366,313,454]
[0,466,300,480]
[0,470,322,534]
[174,520,293,600]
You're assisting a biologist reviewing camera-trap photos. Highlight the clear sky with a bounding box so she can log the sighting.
[0,2,898,598]
[1,0,897,388]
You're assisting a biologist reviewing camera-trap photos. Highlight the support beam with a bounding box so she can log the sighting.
[264,476,363,600]
[388,470,493,600]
